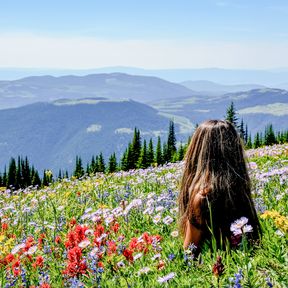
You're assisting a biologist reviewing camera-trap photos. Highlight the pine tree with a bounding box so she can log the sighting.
[253,132,261,148]
[65,170,69,179]
[162,142,168,163]
[264,124,276,146]
[147,138,154,166]
[0,173,2,187]
[156,136,163,165]
[225,102,238,127]
[126,143,134,170]
[58,169,62,180]
[131,128,141,168]
[178,142,185,161]
[167,120,177,162]
[15,156,22,189]
[121,149,128,171]
[23,156,31,187]
[245,124,249,144]
[138,139,148,169]
[7,158,17,189]
[74,156,84,178]
[239,119,245,142]
[31,167,41,187]
[98,152,105,173]
[108,153,117,173]
[246,134,252,149]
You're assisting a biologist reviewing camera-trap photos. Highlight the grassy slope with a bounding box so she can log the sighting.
[0,144,287,287]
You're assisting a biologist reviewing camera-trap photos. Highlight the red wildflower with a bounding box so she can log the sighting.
[212,256,225,277]
[94,224,105,238]
[142,232,152,244]
[107,241,117,255]
[98,261,104,268]
[123,248,134,262]
[32,255,44,269]
[5,253,15,263]
[157,259,165,271]
[55,235,62,244]
[23,236,35,252]
[12,259,21,276]
[65,225,88,249]
[38,233,46,249]
[129,238,138,250]
[111,222,120,233]
[69,217,77,227]
[2,223,8,231]
[63,246,87,277]
[40,284,51,288]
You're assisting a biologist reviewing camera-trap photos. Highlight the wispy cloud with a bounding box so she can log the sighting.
[0,33,288,69]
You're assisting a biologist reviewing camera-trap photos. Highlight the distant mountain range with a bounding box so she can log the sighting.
[0,73,194,109]
[150,88,288,135]
[0,72,287,174]
[180,80,266,95]
[1,66,288,86]
[0,98,187,173]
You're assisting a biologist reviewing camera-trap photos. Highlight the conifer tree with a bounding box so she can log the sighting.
[31,167,41,187]
[225,102,238,127]
[15,156,22,189]
[178,142,185,161]
[156,136,163,165]
[0,173,2,187]
[74,156,84,178]
[246,134,253,149]
[147,138,154,166]
[98,152,106,173]
[264,124,276,146]
[121,149,128,171]
[65,170,69,179]
[108,153,117,173]
[7,158,17,189]
[138,139,148,169]
[162,142,168,163]
[167,120,177,162]
[126,143,134,170]
[131,128,141,168]
[245,124,249,144]
[253,132,261,148]
[58,169,62,180]
[239,118,245,142]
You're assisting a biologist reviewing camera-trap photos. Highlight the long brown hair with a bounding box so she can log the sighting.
[178,120,260,246]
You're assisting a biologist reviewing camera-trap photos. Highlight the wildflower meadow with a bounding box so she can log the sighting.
[0,144,287,287]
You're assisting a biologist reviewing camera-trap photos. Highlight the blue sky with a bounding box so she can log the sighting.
[1,0,288,69]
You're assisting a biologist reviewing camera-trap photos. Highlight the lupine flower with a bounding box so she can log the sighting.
[137,267,151,275]
[157,272,176,284]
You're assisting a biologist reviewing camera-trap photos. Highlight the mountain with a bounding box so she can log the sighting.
[180,80,266,95]
[150,88,288,135]
[0,98,189,174]
[1,67,288,86]
[0,73,194,109]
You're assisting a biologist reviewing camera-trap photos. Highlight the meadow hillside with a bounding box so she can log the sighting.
[0,144,287,287]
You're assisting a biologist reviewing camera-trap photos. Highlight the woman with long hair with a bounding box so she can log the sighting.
[178,120,261,250]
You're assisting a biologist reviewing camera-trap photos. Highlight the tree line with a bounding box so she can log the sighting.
[1,103,288,189]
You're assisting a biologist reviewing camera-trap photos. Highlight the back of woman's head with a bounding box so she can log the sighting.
[179,120,260,246]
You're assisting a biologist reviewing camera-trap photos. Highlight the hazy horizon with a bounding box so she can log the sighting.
[1,1,288,70]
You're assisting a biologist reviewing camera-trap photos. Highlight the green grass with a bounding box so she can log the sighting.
[0,144,287,287]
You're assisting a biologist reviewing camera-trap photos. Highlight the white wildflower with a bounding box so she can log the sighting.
[78,240,90,248]
[157,272,176,283]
